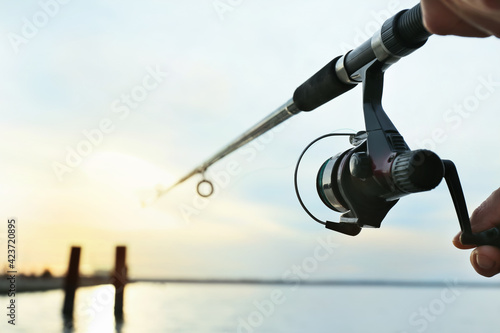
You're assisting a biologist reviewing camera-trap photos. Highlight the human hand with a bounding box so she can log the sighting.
[453,189,500,277]
[420,0,500,37]
[420,0,500,276]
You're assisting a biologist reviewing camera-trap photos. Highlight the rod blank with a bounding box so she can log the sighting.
[151,99,299,200]
[151,3,430,202]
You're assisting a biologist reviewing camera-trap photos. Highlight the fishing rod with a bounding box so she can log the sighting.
[151,3,500,248]
[153,3,429,200]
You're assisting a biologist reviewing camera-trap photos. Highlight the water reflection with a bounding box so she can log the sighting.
[61,313,123,333]
[1,282,498,332]
[62,314,75,333]
[71,285,119,333]
[115,319,124,333]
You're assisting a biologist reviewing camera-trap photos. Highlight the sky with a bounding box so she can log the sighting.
[0,0,499,282]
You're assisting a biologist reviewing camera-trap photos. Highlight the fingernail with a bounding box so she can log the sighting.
[474,252,495,270]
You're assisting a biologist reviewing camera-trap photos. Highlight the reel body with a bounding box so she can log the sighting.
[295,60,500,248]
[317,140,443,229]
[297,60,444,234]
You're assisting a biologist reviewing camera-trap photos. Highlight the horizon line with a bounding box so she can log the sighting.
[129,277,500,288]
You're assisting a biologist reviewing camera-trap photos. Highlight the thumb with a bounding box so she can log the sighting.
[470,246,500,277]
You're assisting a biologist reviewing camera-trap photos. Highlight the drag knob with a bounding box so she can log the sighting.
[392,149,444,193]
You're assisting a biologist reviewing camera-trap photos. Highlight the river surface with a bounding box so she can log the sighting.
[1,281,499,332]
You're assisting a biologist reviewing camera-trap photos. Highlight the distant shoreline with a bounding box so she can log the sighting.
[1,275,499,293]
[0,275,110,293]
[135,278,500,289]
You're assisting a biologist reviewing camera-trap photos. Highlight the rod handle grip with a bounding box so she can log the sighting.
[293,56,356,112]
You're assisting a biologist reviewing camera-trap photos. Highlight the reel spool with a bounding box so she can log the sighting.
[294,132,362,236]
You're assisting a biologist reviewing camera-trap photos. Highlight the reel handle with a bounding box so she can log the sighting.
[461,228,500,248]
[443,160,500,249]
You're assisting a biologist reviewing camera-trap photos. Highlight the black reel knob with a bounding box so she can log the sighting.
[349,152,372,179]
[392,149,444,193]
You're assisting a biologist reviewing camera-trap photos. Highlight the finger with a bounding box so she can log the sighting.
[443,0,500,37]
[470,188,500,233]
[452,189,500,249]
[421,0,491,36]
[452,231,476,249]
[470,246,500,277]
[448,0,500,12]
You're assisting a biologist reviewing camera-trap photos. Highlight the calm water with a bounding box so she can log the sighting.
[1,282,499,333]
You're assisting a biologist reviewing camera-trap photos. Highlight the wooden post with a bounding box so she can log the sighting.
[62,246,81,317]
[113,246,127,320]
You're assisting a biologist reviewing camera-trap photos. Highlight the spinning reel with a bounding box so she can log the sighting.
[295,60,500,248]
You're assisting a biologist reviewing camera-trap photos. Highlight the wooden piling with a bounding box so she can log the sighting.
[113,246,127,319]
[62,246,81,317]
